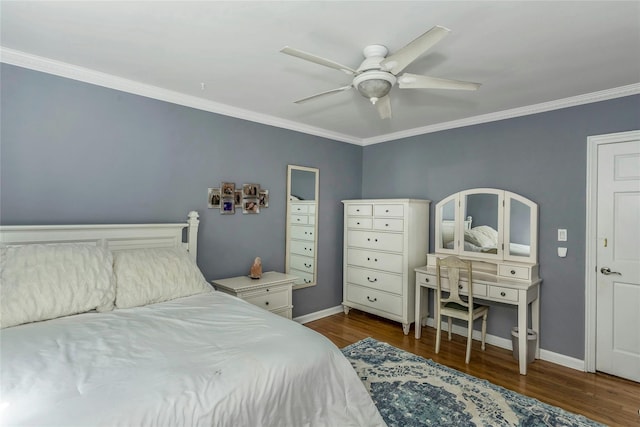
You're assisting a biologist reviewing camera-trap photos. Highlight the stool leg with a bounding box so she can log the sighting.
[481,311,488,351]
[465,319,473,364]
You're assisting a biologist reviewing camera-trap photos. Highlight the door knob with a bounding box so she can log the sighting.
[600,267,622,276]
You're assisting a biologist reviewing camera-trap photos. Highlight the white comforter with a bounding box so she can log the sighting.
[1,291,385,427]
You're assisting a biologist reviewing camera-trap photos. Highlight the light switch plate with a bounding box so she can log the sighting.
[558,229,567,242]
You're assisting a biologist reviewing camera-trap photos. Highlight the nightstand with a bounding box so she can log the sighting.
[211,271,296,319]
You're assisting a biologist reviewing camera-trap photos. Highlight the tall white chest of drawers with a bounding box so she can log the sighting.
[342,199,430,335]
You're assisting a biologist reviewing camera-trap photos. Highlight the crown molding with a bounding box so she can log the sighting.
[0,47,362,145]
[2,46,638,147]
[361,83,640,146]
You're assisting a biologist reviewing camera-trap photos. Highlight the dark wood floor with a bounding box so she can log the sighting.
[305,309,640,427]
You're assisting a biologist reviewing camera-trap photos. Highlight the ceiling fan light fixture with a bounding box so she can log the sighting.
[353,71,397,104]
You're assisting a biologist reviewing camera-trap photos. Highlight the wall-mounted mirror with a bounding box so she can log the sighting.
[285,165,319,289]
[434,188,538,264]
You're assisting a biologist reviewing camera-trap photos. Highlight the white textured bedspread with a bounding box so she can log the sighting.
[1,291,385,427]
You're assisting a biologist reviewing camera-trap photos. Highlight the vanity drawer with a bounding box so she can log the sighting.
[346,284,402,316]
[374,204,404,217]
[245,288,289,311]
[290,214,309,225]
[290,269,313,286]
[347,266,403,295]
[290,204,309,214]
[489,286,519,302]
[347,248,403,273]
[290,225,314,241]
[415,272,487,297]
[416,272,434,288]
[498,264,530,280]
[347,204,373,216]
[290,254,314,272]
[374,218,404,232]
[347,217,373,229]
[290,240,314,257]
[347,230,403,252]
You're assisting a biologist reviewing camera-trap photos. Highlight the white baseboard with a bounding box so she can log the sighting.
[422,318,585,371]
[296,307,586,372]
[294,305,343,324]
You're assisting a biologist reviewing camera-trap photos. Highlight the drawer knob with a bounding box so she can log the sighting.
[511,270,516,275]
[357,222,360,225]
[385,209,389,212]
[304,279,311,283]
[500,291,506,297]
[424,278,430,283]
[366,296,378,302]
[385,224,389,227]
[458,285,463,290]
[304,263,312,268]
[374,238,378,242]
[367,277,378,283]
[356,209,360,212]
[265,301,269,306]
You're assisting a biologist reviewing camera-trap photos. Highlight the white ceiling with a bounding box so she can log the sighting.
[2,1,639,145]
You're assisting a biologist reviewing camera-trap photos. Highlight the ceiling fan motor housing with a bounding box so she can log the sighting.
[353,45,397,104]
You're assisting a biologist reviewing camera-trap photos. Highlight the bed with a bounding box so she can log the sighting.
[442,219,530,256]
[0,212,385,427]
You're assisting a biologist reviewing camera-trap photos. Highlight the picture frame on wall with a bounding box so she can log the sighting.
[259,189,269,208]
[221,198,235,215]
[221,182,235,197]
[242,183,260,197]
[243,198,260,214]
[234,189,242,206]
[208,188,221,208]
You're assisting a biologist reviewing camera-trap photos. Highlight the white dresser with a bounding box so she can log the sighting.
[341,199,430,335]
[288,201,316,286]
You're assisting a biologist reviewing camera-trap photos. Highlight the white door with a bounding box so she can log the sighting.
[596,138,640,382]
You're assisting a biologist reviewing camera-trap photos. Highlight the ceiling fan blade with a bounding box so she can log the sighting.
[375,95,392,119]
[380,25,450,75]
[294,85,353,104]
[398,73,480,91]
[280,46,358,75]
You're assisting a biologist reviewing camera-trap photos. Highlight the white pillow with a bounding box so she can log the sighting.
[0,244,115,329]
[113,247,210,309]
[464,226,498,248]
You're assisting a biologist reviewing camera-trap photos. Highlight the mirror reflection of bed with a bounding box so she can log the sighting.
[436,188,537,263]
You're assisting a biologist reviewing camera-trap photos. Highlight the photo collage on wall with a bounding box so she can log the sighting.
[208,182,269,215]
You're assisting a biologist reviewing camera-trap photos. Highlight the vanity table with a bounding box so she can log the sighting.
[415,188,541,375]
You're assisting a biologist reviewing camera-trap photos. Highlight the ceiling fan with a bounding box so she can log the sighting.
[280,26,480,119]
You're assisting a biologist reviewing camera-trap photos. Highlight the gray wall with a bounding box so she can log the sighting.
[3,62,640,360]
[362,94,640,359]
[0,64,363,317]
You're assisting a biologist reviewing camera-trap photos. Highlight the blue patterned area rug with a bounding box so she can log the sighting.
[342,337,604,427]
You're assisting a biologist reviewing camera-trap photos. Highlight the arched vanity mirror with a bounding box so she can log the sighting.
[285,165,319,288]
[434,188,538,264]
